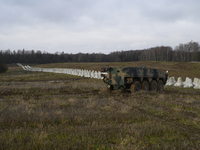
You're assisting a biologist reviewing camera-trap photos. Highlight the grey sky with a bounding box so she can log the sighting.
[0,0,200,54]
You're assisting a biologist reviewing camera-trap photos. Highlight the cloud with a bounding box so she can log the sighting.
[0,0,200,54]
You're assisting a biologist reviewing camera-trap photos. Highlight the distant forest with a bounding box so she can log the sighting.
[1,41,200,64]
[0,54,8,73]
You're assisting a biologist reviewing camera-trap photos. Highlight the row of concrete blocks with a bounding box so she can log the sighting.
[19,64,102,79]
[166,77,200,89]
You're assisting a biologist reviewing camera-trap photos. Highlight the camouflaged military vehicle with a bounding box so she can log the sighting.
[101,66,168,93]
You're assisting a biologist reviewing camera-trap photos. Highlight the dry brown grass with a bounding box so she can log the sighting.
[0,62,200,149]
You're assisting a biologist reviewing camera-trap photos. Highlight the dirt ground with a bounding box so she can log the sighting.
[0,62,200,149]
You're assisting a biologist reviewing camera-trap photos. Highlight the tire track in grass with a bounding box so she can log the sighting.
[105,92,200,141]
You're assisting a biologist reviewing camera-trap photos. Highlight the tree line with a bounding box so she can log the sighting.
[1,41,200,65]
[0,54,8,73]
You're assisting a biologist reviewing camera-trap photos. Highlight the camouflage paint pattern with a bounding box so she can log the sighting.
[101,66,168,90]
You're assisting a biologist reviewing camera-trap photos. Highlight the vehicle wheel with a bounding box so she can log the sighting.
[141,80,149,91]
[103,77,108,83]
[157,80,164,92]
[130,81,141,93]
[106,85,113,92]
[150,80,157,92]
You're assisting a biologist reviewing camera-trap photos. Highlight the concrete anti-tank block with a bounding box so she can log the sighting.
[165,77,174,86]
[166,76,169,84]
[193,77,199,86]
[194,78,200,89]
[174,77,184,87]
[183,77,194,88]
[171,77,176,84]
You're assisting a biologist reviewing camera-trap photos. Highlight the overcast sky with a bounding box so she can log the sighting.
[0,0,200,54]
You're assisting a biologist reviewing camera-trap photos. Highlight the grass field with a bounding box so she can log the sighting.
[1,61,200,149]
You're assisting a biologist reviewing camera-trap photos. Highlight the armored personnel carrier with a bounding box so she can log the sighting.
[101,66,168,92]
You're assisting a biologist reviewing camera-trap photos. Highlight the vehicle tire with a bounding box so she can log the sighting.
[130,81,141,93]
[141,80,149,91]
[150,80,157,92]
[157,80,164,92]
